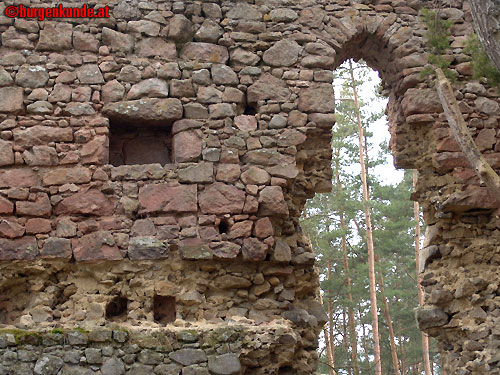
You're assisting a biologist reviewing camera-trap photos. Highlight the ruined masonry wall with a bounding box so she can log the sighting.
[0,0,499,374]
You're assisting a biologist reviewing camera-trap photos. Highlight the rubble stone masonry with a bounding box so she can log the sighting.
[0,0,498,374]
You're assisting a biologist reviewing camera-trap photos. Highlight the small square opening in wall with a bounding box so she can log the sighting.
[153,295,176,324]
[105,295,129,321]
[109,120,172,166]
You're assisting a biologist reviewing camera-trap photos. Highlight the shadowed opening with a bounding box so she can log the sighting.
[153,295,176,324]
[105,295,129,320]
[109,120,172,166]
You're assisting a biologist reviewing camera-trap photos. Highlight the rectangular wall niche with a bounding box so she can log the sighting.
[109,120,172,166]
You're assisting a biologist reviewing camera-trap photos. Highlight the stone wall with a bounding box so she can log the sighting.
[0,0,499,373]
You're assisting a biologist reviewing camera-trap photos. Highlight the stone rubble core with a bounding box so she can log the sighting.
[0,0,499,373]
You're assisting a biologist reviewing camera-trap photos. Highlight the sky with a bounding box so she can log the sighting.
[334,61,405,186]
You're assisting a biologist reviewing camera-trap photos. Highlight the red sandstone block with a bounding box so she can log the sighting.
[25,218,51,234]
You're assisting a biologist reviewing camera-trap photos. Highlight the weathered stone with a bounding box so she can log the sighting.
[259,186,289,216]
[277,129,307,146]
[298,83,334,113]
[139,184,197,214]
[199,182,245,214]
[103,98,183,124]
[475,128,496,151]
[216,164,241,183]
[402,88,443,116]
[128,237,168,260]
[442,188,500,212]
[415,307,449,330]
[76,64,104,84]
[273,239,292,262]
[73,31,99,52]
[0,140,14,166]
[37,23,72,51]
[170,79,195,98]
[72,231,122,262]
[227,220,253,239]
[173,130,202,162]
[55,189,114,216]
[169,349,207,366]
[263,40,301,67]
[23,146,58,166]
[234,115,257,131]
[64,103,96,116]
[195,20,224,43]
[270,9,299,22]
[230,48,260,66]
[248,74,291,104]
[0,196,14,214]
[34,355,64,375]
[242,237,268,261]
[42,167,91,185]
[0,169,40,188]
[0,236,38,260]
[0,87,23,114]
[111,164,166,181]
[475,97,499,114]
[41,238,72,259]
[0,67,13,86]
[0,219,25,238]
[128,20,161,37]
[179,237,213,260]
[26,218,51,234]
[215,275,252,289]
[101,358,125,375]
[16,65,49,88]
[102,80,125,103]
[16,193,51,217]
[211,241,241,259]
[135,38,177,59]
[208,354,241,375]
[254,217,274,238]
[212,64,239,85]
[227,4,261,20]
[168,15,194,43]
[180,43,229,63]
[127,78,169,100]
[102,27,134,53]
[241,166,271,185]
[179,163,214,183]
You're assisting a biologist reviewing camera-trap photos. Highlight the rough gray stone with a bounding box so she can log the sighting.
[76,64,104,84]
[263,39,301,67]
[102,27,135,53]
[168,14,194,43]
[0,87,23,114]
[101,358,125,375]
[208,353,241,375]
[212,64,238,85]
[195,19,224,43]
[15,65,49,88]
[127,78,169,100]
[415,307,449,330]
[34,355,64,375]
[37,22,72,51]
[169,349,207,366]
[181,43,229,64]
[128,237,168,260]
[103,98,183,124]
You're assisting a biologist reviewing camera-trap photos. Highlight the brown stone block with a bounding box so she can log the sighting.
[138,184,197,214]
[72,231,122,262]
[0,236,38,260]
[55,189,114,216]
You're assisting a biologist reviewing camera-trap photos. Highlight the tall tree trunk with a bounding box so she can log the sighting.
[378,271,401,375]
[342,307,352,375]
[320,293,336,375]
[348,59,382,375]
[413,170,432,375]
[327,260,336,375]
[398,322,407,375]
[469,0,500,73]
[335,153,360,375]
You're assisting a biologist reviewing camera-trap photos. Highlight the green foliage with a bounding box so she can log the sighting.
[420,8,456,81]
[465,33,500,89]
